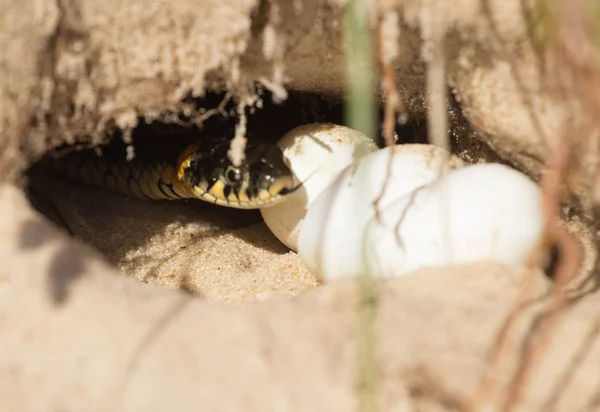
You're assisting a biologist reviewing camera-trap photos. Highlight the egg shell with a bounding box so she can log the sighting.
[363,163,544,278]
[297,144,464,281]
[260,123,378,251]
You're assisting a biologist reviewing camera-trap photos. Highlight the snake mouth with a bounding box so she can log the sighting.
[190,174,299,209]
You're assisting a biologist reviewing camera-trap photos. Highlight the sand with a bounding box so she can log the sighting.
[2,0,600,410]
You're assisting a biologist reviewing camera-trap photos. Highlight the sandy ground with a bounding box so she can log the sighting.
[3,183,600,412]
[3,0,600,410]
[28,172,318,303]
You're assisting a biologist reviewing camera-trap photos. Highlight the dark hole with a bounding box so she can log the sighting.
[22,88,433,297]
[25,88,431,231]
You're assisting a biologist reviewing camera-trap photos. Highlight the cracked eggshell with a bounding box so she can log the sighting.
[260,123,378,251]
[297,144,465,281]
[363,163,545,278]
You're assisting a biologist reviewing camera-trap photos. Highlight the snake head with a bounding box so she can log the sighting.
[178,139,299,209]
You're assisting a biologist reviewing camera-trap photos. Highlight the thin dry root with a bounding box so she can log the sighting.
[377,13,403,147]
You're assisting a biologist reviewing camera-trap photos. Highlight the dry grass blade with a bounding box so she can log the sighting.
[343,1,378,411]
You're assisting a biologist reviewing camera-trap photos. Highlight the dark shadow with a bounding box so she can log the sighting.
[18,218,88,306]
[405,366,465,411]
[18,219,57,249]
[582,388,600,412]
[47,245,87,305]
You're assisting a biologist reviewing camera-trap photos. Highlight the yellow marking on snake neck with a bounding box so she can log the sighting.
[177,143,198,182]
[165,166,194,198]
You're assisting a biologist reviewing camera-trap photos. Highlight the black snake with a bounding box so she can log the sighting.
[42,136,299,209]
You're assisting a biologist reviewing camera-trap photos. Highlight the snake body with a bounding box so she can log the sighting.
[44,138,298,209]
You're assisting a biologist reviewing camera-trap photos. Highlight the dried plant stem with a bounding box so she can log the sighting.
[377,15,402,148]
[343,1,379,411]
[344,0,376,138]
[372,13,403,222]
[425,0,449,153]
[193,92,232,127]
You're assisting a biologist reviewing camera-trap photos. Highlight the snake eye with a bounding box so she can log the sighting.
[226,166,242,183]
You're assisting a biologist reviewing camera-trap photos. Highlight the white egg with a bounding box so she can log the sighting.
[297,144,464,281]
[362,163,544,278]
[260,123,378,251]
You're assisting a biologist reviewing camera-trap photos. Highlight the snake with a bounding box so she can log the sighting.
[42,137,300,210]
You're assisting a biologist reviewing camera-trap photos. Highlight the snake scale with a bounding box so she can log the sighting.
[43,136,299,209]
